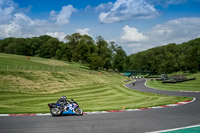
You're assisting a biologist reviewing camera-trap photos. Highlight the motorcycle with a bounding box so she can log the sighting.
[48,99,83,116]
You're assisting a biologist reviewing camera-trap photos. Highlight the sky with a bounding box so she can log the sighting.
[0,0,200,55]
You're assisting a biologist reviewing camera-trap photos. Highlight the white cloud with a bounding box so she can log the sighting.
[76,28,92,36]
[116,17,200,54]
[13,13,51,37]
[128,43,141,47]
[146,0,187,7]
[50,5,77,25]
[120,25,149,42]
[46,32,67,41]
[0,1,75,40]
[117,25,149,54]
[114,25,149,54]
[95,2,113,12]
[0,12,53,38]
[0,0,17,24]
[146,17,200,45]
[0,23,21,38]
[50,10,56,20]
[98,0,158,23]
[0,0,55,39]
[0,11,69,41]
[127,43,147,53]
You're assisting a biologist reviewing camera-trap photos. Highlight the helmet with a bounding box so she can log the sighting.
[61,95,66,99]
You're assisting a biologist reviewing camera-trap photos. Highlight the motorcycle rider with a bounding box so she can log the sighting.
[57,95,70,110]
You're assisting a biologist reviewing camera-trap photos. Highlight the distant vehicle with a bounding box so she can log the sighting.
[161,74,168,80]
[48,99,83,116]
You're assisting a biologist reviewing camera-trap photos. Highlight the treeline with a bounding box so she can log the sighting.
[0,33,127,71]
[127,38,200,74]
[0,34,200,73]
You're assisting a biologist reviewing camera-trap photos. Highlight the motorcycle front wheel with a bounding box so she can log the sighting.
[75,108,83,115]
[50,108,61,116]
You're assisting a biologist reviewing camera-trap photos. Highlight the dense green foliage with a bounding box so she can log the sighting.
[0,34,200,73]
[0,34,127,71]
[127,38,200,74]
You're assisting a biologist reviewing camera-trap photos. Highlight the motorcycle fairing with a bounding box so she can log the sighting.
[62,109,76,115]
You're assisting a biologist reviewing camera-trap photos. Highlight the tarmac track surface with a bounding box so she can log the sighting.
[0,79,200,133]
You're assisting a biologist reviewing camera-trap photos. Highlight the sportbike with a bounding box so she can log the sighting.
[48,99,83,116]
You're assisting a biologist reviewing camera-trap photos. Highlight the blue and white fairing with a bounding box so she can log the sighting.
[62,109,76,115]
[57,103,78,115]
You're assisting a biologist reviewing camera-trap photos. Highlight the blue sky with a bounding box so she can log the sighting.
[1,0,200,54]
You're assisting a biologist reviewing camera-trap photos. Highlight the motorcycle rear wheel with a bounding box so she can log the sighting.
[50,108,61,116]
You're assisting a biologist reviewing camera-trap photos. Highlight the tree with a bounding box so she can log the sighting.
[29,37,43,56]
[80,35,94,46]
[96,36,108,56]
[96,36,112,70]
[0,37,15,53]
[5,43,17,54]
[127,38,200,74]
[112,46,127,72]
[88,53,103,70]
[39,35,53,44]
[15,38,27,55]
[65,33,83,62]
[55,49,62,60]
[39,38,60,58]
[77,43,89,64]
[60,43,72,61]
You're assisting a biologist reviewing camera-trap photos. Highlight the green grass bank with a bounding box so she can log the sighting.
[146,72,200,92]
[0,53,192,114]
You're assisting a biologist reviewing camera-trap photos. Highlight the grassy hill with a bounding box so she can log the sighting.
[0,53,192,114]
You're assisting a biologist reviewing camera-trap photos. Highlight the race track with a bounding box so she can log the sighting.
[0,79,200,133]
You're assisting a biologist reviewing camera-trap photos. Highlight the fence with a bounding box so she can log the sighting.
[0,64,100,74]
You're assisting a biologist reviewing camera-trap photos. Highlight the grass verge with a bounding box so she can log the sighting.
[146,72,200,92]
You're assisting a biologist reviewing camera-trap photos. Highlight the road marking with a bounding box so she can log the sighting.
[36,113,51,116]
[0,114,9,116]
[146,124,200,133]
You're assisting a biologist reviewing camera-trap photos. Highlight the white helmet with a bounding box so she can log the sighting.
[62,95,66,99]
